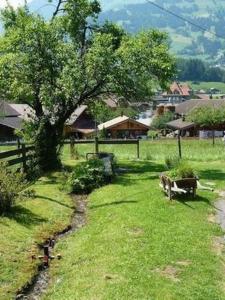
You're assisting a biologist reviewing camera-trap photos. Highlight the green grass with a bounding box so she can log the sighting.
[2,138,225,299]
[0,172,74,300]
[44,160,225,300]
[62,138,225,164]
[185,81,225,94]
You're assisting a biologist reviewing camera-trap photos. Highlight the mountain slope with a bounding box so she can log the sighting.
[99,0,225,62]
[1,0,225,63]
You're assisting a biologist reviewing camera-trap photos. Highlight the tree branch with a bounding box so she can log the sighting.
[52,0,64,20]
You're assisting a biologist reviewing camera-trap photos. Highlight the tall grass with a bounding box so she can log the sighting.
[62,138,225,163]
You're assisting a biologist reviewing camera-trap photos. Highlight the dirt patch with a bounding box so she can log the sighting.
[175,260,191,267]
[208,213,217,224]
[213,237,224,255]
[127,227,144,237]
[153,265,180,282]
[16,195,87,300]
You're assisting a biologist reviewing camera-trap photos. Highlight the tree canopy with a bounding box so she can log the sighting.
[188,106,225,129]
[151,112,174,130]
[0,0,175,170]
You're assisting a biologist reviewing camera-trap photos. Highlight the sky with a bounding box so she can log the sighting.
[0,0,32,8]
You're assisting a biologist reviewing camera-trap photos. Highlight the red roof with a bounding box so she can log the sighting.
[169,82,191,97]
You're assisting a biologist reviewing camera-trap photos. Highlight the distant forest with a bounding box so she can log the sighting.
[176,58,225,83]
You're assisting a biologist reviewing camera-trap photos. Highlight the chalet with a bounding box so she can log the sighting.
[167,82,192,98]
[98,115,149,139]
[64,105,96,138]
[167,99,225,138]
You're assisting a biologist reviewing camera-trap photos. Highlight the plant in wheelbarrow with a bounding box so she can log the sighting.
[160,161,213,200]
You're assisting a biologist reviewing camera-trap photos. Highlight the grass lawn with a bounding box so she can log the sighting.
[44,156,225,299]
[1,139,225,299]
[62,138,225,163]
[0,173,74,300]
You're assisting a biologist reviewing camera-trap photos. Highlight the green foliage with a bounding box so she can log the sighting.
[177,58,225,82]
[147,130,158,139]
[67,159,109,194]
[0,1,175,170]
[188,106,225,128]
[165,155,180,170]
[151,112,174,130]
[88,100,137,124]
[0,162,25,214]
[166,161,196,180]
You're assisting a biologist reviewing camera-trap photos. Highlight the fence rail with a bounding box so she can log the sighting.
[68,138,140,159]
[0,145,35,170]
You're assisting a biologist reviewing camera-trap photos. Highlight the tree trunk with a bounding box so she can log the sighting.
[34,118,63,172]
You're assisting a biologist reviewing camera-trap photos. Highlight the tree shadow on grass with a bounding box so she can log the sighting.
[119,161,166,175]
[4,206,47,228]
[34,195,74,209]
[116,161,165,186]
[198,169,225,183]
[174,194,214,210]
[90,200,138,209]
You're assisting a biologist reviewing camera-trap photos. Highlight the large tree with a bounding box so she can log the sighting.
[0,0,175,171]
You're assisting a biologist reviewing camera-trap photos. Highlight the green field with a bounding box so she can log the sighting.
[62,138,225,163]
[1,139,225,299]
[185,81,225,94]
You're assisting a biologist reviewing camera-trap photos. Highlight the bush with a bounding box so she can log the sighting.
[67,158,110,194]
[147,130,158,140]
[0,162,25,214]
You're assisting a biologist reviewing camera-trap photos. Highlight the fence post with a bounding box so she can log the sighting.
[137,139,140,159]
[95,136,99,154]
[70,137,75,159]
[21,144,27,172]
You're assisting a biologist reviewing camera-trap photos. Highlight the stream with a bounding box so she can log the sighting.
[16,195,87,300]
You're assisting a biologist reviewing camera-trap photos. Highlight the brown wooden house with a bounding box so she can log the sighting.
[64,105,96,138]
[98,115,149,139]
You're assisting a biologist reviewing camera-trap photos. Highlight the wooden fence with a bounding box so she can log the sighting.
[65,137,140,159]
[0,144,35,171]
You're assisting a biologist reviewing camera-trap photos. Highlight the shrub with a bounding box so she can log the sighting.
[176,163,196,179]
[147,130,158,140]
[0,162,25,214]
[67,158,110,194]
[166,162,196,180]
[165,155,180,170]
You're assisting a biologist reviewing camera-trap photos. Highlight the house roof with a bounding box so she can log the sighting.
[66,105,88,126]
[98,115,149,131]
[166,118,195,130]
[0,101,20,117]
[176,99,225,115]
[0,116,23,129]
[9,104,35,120]
[168,82,191,96]
[195,94,210,100]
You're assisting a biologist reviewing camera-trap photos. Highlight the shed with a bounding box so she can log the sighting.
[98,115,149,139]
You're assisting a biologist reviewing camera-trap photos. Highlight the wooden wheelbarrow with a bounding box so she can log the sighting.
[159,174,214,200]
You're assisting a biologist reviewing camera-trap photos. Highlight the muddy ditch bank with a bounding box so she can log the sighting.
[16,195,87,300]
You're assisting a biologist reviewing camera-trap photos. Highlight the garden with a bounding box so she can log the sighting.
[1,139,225,299]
